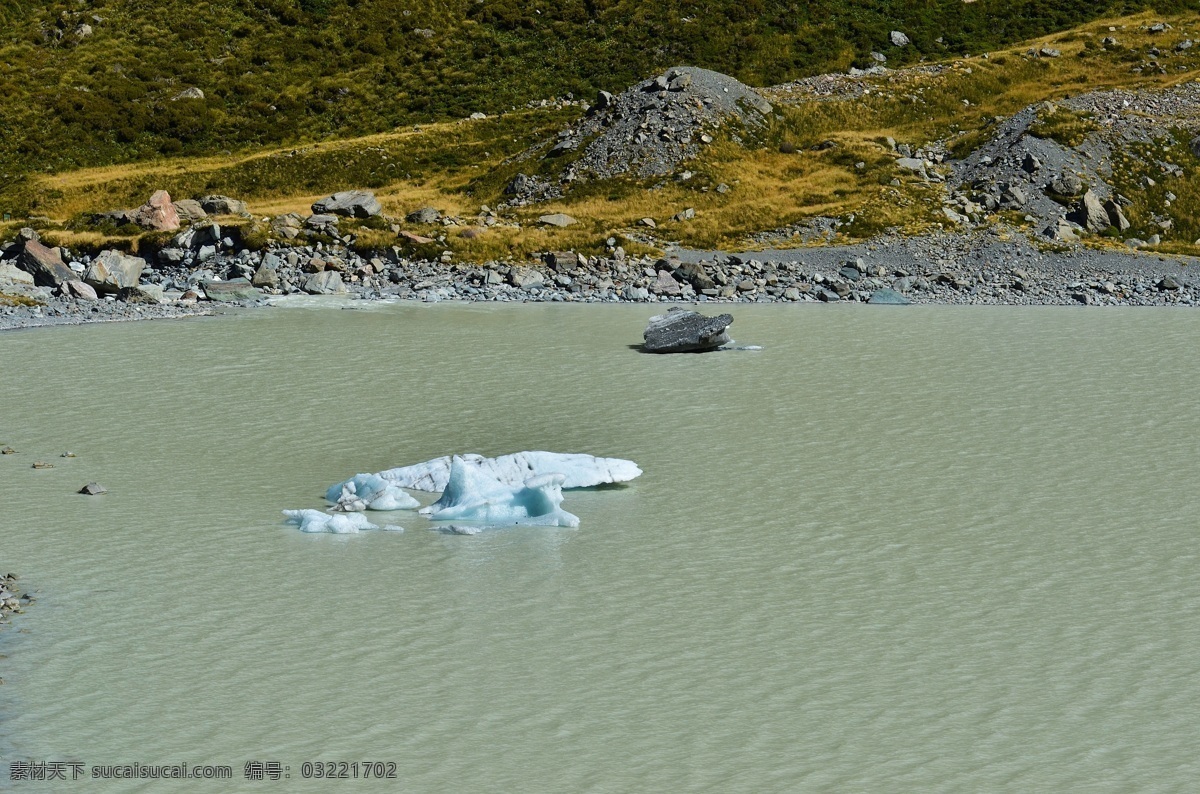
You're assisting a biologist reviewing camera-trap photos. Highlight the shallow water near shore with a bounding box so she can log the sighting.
[3,302,1200,791]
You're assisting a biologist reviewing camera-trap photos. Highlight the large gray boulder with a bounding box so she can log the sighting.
[200,195,249,216]
[1070,189,1110,233]
[17,241,75,287]
[83,250,146,294]
[201,277,261,302]
[313,190,382,218]
[302,270,346,294]
[643,308,733,353]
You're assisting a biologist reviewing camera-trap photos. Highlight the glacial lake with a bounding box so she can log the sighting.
[2,301,1200,791]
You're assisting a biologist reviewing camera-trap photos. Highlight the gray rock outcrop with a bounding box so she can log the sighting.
[312,190,382,218]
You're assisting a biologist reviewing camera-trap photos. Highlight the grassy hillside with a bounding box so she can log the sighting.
[5,11,1200,262]
[0,0,1187,175]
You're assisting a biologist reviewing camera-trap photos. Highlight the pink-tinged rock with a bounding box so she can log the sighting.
[399,230,435,244]
[17,240,76,287]
[58,279,98,301]
[132,190,180,231]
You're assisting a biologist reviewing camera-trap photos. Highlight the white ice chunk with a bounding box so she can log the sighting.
[420,456,580,528]
[325,473,420,512]
[283,509,378,534]
[382,524,405,532]
[380,451,642,492]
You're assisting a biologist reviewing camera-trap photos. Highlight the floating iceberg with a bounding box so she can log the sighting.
[380,451,641,492]
[283,509,379,534]
[325,473,420,512]
[420,456,580,528]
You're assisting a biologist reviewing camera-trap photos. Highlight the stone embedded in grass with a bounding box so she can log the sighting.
[311,190,382,218]
[538,213,577,227]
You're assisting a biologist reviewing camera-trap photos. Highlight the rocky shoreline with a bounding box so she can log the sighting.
[2,226,1197,331]
[0,573,32,646]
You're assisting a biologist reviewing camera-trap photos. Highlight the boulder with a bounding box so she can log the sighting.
[83,250,146,294]
[201,277,261,302]
[58,280,98,301]
[1105,199,1130,232]
[545,251,581,270]
[1070,189,1110,233]
[890,30,910,46]
[17,240,75,287]
[1048,171,1083,197]
[312,189,382,218]
[643,308,733,353]
[538,213,577,227]
[251,256,280,288]
[406,207,441,224]
[399,230,435,245]
[869,288,910,305]
[674,262,716,292]
[173,199,207,222]
[131,190,180,231]
[117,284,166,304]
[302,271,346,295]
[200,195,249,216]
[0,262,35,285]
[508,266,545,290]
[652,270,681,295]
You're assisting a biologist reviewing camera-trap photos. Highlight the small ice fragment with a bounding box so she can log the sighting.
[382,525,405,532]
[447,525,482,535]
[283,509,378,534]
[326,473,419,511]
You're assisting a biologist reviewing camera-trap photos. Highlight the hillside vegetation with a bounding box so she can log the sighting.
[0,0,1189,176]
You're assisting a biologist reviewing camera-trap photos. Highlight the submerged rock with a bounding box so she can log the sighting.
[642,307,733,353]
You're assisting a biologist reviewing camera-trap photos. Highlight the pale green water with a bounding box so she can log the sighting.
[2,302,1200,791]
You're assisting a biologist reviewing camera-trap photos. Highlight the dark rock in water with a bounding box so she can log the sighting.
[201,277,260,302]
[79,482,107,495]
[312,189,382,218]
[869,288,910,305]
[643,308,733,353]
[17,240,75,287]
